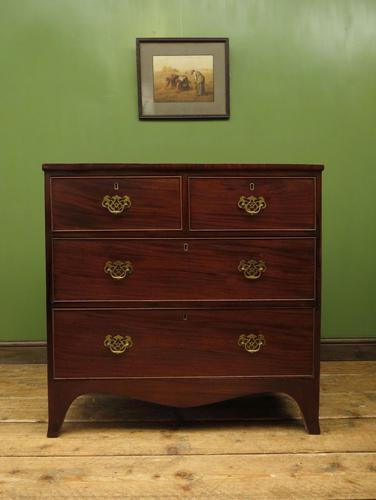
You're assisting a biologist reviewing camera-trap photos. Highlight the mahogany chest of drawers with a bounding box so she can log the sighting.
[43,163,323,436]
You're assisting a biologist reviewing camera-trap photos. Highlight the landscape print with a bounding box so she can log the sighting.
[152,55,214,103]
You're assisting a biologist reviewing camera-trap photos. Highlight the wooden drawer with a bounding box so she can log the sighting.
[52,238,315,301]
[53,308,314,378]
[189,177,316,230]
[50,176,182,231]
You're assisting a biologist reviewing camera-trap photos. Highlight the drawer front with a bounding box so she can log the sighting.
[53,238,315,301]
[189,177,316,230]
[53,308,314,378]
[50,176,182,231]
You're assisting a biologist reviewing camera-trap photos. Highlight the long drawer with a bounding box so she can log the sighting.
[52,238,315,301]
[53,308,314,378]
[189,176,316,230]
[50,176,182,231]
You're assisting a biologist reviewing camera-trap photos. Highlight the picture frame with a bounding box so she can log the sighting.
[136,38,229,120]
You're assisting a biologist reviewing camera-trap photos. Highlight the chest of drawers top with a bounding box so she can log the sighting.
[43,163,323,234]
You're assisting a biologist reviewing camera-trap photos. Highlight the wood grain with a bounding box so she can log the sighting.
[0,453,375,499]
[43,163,325,173]
[52,238,315,302]
[189,176,316,230]
[51,176,182,231]
[2,361,374,397]
[44,164,322,437]
[2,391,375,424]
[0,362,375,499]
[53,308,314,378]
[0,419,374,457]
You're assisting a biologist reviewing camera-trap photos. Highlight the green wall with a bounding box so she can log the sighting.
[0,0,375,341]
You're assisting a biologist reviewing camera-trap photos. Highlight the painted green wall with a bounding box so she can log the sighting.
[0,0,375,341]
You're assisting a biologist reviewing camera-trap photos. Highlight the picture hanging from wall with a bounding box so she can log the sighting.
[136,38,229,119]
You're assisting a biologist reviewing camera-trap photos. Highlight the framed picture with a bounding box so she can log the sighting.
[136,38,229,120]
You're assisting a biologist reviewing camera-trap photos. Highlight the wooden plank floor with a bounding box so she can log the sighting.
[0,362,375,499]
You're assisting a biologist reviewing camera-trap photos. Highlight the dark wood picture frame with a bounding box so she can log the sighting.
[136,38,230,120]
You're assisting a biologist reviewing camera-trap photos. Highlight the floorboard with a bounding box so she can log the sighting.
[0,361,375,499]
[0,419,375,457]
[0,453,375,499]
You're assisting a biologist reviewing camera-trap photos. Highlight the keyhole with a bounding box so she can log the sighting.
[184,243,189,252]
[249,182,255,191]
[183,313,188,321]
[114,182,119,190]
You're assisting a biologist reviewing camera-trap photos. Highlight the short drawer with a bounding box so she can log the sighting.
[53,308,314,378]
[50,176,182,231]
[189,177,316,230]
[52,238,315,301]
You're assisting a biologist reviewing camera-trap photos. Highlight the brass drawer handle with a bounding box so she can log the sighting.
[102,194,131,214]
[238,259,266,279]
[238,333,266,353]
[238,195,266,215]
[104,260,133,280]
[104,334,133,354]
